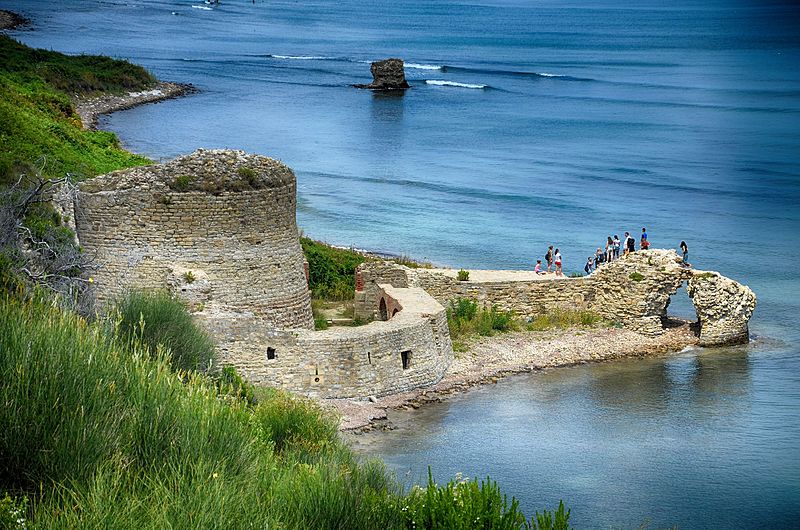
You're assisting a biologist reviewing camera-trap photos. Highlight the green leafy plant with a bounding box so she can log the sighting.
[0,493,28,530]
[629,272,645,282]
[170,174,194,191]
[530,500,572,530]
[237,166,258,187]
[300,237,366,301]
[311,298,329,330]
[457,269,470,281]
[183,270,196,284]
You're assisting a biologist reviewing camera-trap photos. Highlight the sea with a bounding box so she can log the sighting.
[4,0,799,527]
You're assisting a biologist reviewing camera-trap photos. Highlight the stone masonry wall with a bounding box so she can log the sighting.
[200,285,453,398]
[74,149,314,330]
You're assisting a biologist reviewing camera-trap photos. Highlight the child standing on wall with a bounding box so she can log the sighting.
[554,248,563,276]
[641,227,650,250]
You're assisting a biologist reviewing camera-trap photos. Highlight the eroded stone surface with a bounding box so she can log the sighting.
[354,58,410,90]
[688,271,756,346]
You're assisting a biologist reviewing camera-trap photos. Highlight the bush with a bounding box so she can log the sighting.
[311,298,329,330]
[301,237,365,301]
[0,493,27,530]
[629,272,645,282]
[112,290,216,373]
[447,298,518,350]
[404,470,535,529]
[216,364,257,405]
[457,269,470,281]
[250,388,339,456]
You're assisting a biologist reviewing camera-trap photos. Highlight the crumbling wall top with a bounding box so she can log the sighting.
[79,149,294,194]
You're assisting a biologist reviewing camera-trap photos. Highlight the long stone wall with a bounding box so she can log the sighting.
[356,250,756,347]
[74,149,314,330]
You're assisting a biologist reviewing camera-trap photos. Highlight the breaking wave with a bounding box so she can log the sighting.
[425,80,487,89]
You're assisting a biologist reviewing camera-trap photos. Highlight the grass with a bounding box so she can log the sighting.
[0,293,571,528]
[0,36,152,185]
[0,294,403,528]
[448,298,606,350]
[629,272,645,282]
[525,308,605,331]
[111,290,217,373]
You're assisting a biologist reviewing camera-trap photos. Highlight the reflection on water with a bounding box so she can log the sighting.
[351,347,800,529]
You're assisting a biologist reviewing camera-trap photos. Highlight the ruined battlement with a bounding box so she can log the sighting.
[74,149,314,329]
[356,250,756,347]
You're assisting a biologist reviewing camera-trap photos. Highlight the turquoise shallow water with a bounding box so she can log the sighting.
[4,0,799,526]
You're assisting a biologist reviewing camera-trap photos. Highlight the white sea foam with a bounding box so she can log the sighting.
[405,63,442,70]
[270,55,332,60]
[191,5,212,10]
[538,72,564,77]
[425,80,487,89]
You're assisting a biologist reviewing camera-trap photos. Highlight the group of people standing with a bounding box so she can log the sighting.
[534,228,691,276]
[534,246,563,276]
[584,228,649,274]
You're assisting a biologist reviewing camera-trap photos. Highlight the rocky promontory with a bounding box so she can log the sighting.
[0,9,30,30]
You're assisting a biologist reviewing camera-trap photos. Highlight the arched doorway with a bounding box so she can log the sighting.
[379,297,388,321]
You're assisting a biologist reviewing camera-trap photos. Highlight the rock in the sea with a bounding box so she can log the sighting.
[354,58,410,90]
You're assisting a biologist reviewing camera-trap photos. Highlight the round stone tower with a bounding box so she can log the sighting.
[75,149,314,330]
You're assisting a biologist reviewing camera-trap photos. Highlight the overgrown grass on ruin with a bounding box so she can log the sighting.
[301,237,431,303]
[525,308,605,331]
[447,298,519,351]
[448,297,607,351]
[0,35,152,185]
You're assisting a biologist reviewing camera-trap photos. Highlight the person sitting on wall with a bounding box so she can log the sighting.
[534,259,547,275]
[585,257,594,275]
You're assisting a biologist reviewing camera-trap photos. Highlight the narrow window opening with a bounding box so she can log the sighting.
[267,347,276,360]
[401,350,412,370]
[379,298,388,321]
[367,351,372,365]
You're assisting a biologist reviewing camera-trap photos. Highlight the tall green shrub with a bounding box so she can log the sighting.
[112,290,216,373]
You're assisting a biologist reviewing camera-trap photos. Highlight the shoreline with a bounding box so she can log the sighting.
[0,9,30,31]
[327,321,699,432]
[75,81,196,130]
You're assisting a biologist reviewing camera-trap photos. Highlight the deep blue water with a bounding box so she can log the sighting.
[4,0,799,527]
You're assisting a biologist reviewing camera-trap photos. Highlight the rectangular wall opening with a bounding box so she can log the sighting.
[267,347,276,360]
[401,350,412,370]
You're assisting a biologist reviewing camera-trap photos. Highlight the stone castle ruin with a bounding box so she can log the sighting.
[70,149,755,399]
[73,149,452,398]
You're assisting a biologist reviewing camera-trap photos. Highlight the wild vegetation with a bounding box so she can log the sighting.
[447,297,606,351]
[0,35,152,186]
